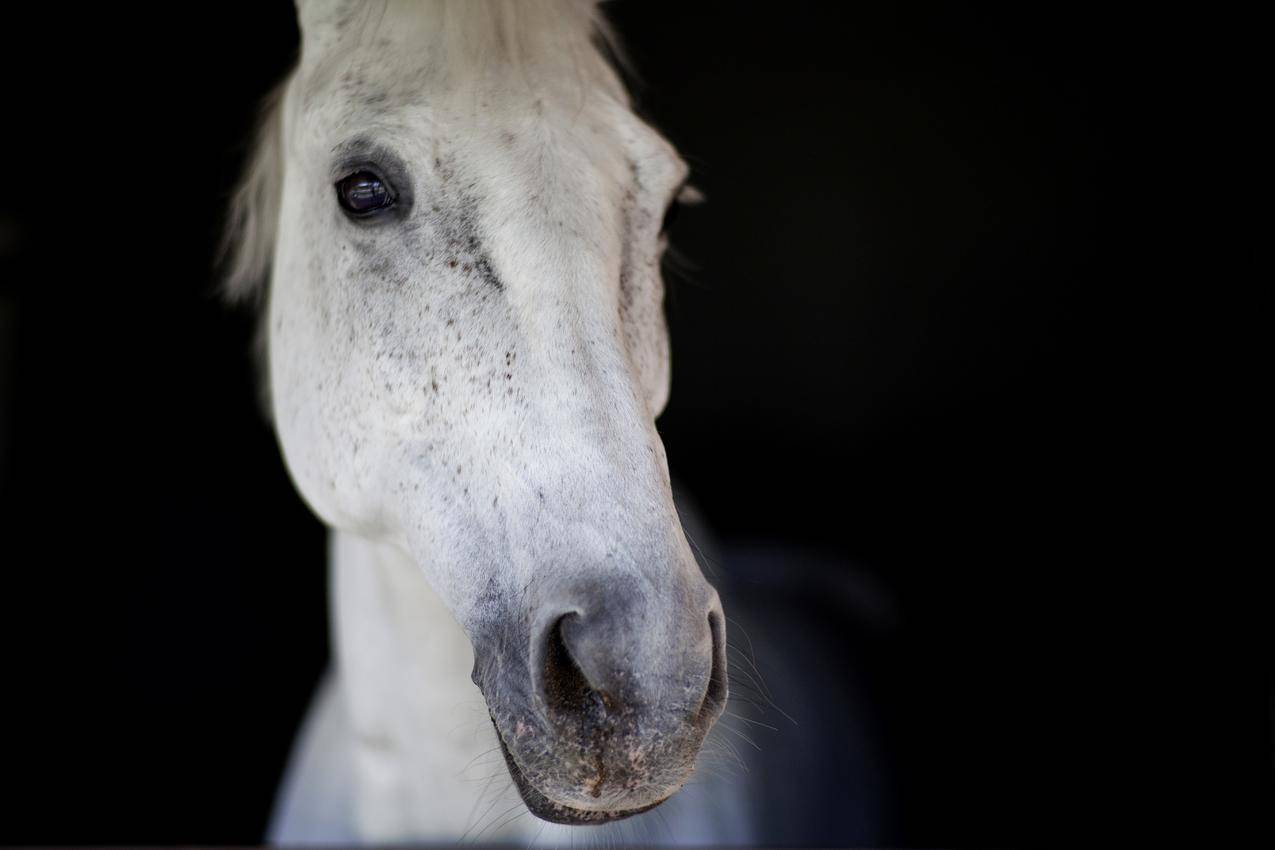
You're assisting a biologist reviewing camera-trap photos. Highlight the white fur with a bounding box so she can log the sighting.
[268,531,751,845]
[226,1,749,843]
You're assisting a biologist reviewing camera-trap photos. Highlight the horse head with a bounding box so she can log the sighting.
[224,0,726,825]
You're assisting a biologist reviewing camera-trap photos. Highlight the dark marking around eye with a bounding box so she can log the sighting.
[470,254,503,291]
[444,196,504,291]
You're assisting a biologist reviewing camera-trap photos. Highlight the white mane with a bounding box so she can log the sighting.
[220,0,628,304]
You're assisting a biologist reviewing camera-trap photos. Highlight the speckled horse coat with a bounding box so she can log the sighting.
[223,0,751,844]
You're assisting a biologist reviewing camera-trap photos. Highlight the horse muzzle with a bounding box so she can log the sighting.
[473,573,728,823]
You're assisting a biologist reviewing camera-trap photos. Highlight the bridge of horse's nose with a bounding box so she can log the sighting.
[534,590,728,728]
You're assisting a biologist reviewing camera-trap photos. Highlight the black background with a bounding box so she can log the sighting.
[0,2,1267,846]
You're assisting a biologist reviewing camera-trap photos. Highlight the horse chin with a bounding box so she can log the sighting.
[491,719,669,826]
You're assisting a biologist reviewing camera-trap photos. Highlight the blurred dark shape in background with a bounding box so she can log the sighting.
[0,2,1266,847]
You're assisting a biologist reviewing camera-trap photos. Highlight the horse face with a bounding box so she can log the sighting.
[262,0,726,823]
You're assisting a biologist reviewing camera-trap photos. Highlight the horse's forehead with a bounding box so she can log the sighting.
[296,46,677,174]
[295,82,683,250]
[303,46,593,124]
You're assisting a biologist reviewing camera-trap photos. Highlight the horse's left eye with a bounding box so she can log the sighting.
[335,171,395,216]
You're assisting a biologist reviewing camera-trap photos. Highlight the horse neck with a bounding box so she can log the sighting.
[329,529,508,840]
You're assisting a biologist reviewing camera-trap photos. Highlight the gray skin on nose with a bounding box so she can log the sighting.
[534,580,726,727]
[477,573,728,824]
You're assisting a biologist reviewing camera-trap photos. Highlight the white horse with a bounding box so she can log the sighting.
[223,0,755,843]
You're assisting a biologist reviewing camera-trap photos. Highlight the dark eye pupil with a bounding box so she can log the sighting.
[336,171,392,214]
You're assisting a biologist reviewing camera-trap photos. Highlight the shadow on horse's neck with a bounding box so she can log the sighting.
[301,531,758,845]
[329,530,502,839]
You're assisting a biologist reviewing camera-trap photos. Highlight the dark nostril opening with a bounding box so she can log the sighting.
[697,610,728,725]
[541,614,608,718]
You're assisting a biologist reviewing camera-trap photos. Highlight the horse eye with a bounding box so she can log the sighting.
[335,171,395,216]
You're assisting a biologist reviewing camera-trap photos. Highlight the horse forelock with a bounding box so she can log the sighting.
[219,0,630,307]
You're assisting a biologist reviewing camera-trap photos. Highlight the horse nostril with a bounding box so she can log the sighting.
[540,613,612,718]
[537,604,727,727]
[697,609,728,726]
